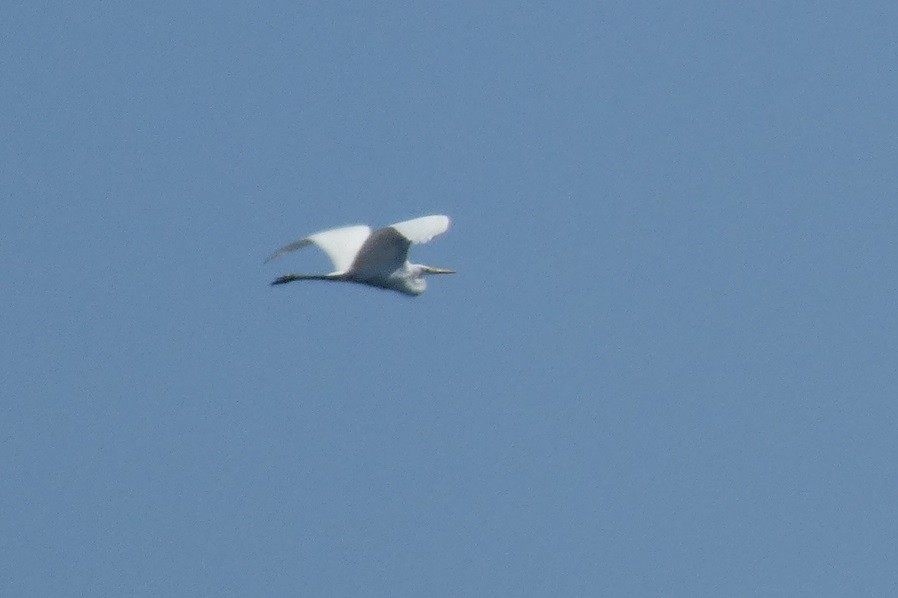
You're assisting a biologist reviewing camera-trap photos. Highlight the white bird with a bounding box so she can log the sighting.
[265,214,454,296]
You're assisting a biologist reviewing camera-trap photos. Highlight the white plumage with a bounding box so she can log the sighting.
[266,215,454,296]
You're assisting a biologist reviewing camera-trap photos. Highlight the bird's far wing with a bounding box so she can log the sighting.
[388,215,451,244]
[265,225,372,272]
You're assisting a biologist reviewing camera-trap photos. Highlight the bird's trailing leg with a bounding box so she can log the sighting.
[270,273,344,286]
[271,274,301,285]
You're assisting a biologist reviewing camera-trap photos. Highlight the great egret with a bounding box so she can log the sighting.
[265,214,454,296]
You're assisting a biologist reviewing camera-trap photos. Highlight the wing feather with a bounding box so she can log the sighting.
[265,225,372,272]
[388,215,451,244]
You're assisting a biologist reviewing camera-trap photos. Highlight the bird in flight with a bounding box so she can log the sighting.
[265,214,454,296]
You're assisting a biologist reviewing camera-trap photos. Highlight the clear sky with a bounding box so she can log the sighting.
[3,1,897,596]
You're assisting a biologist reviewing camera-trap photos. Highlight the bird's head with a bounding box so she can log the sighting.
[399,264,455,296]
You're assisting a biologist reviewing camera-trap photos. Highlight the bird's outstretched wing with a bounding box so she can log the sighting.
[265,225,372,273]
[389,215,451,244]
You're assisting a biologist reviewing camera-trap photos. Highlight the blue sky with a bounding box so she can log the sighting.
[3,1,897,595]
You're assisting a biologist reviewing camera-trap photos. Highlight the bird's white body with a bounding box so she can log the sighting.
[266,215,454,296]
